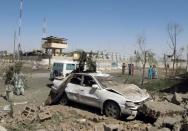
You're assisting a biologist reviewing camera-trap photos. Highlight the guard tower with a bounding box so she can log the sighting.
[42,36,68,56]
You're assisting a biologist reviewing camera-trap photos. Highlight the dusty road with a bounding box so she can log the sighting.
[0,63,187,131]
[0,65,152,131]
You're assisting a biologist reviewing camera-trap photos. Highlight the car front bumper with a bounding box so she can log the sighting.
[119,104,139,119]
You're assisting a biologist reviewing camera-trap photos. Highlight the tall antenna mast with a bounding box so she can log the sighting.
[18,0,23,60]
[42,17,47,38]
[13,31,16,62]
[41,17,47,51]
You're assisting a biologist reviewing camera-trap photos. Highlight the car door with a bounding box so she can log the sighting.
[78,75,101,107]
[65,74,83,102]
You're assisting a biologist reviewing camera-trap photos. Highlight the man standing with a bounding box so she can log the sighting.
[148,66,153,79]
[122,63,126,75]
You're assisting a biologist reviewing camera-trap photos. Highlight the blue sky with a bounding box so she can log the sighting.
[0,0,188,58]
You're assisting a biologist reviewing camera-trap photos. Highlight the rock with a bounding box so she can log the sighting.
[184,104,188,110]
[21,106,37,124]
[38,110,52,122]
[163,94,173,102]
[172,123,181,131]
[146,126,159,131]
[154,115,182,128]
[93,116,99,123]
[103,124,122,131]
[159,127,171,131]
[180,123,188,131]
[147,127,171,131]
[76,118,86,123]
[139,101,186,119]
[172,92,182,105]
[89,115,105,123]
[36,129,46,131]
[0,125,7,131]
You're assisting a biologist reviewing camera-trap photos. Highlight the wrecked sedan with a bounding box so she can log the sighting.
[46,73,151,119]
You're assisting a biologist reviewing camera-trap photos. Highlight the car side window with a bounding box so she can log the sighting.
[66,64,75,70]
[70,74,82,85]
[83,75,96,87]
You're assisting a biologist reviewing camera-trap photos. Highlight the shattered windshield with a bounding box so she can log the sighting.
[95,76,123,88]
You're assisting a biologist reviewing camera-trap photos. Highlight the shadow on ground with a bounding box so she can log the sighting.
[63,101,155,123]
[160,73,188,94]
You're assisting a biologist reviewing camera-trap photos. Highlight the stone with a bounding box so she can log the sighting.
[103,124,121,131]
[146,126,159,131]
[0,125,7,131]
[36,129,46,131]
[38,110,52,122]
[139,101,186,119]
[172,92,182,105]
[76,118,86,123]
[154,116,182,128]
[147,127,171,131]
[180,124,188,131]
[21,106,37,123]
[172,123,181,131]
[163,94,173,102]
[93,116,100,123]
[159,127,171,131]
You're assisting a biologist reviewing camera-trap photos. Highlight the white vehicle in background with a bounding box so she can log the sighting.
[49,60,78,80]
[47,72,151,119]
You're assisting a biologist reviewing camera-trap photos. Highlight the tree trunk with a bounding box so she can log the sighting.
[172,49,176,76]
[141,52,147,86]
[164,54,168,78]
[186,53,188,72]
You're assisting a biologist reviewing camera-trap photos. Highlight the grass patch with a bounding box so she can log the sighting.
[6,122,38,131]
[143,79,180,92]
[117,73,181,92]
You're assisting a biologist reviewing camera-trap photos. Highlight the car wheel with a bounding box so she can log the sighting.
[45,91,54,105]
[104,101,120,118]
[60,93,68,105]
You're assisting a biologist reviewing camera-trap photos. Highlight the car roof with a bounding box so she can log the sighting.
[73,72,110,77]
[53,60,78,64]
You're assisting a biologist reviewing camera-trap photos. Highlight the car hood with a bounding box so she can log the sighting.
[106,84,150,102]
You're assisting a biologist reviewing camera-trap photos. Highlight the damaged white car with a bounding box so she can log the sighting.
[46,73,151,119]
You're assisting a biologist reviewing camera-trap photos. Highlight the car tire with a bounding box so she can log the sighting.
[45,95,52,105]
[104,101,120,119]
[60,93,68,105]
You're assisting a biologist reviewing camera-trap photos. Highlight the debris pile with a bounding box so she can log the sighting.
[21,106,37,124]
[38,106,52,122]
[140,101,186,119]
[139,91,188,131]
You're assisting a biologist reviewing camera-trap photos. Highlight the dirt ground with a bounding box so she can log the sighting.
[0,62,186,131]
[0,63,152,131]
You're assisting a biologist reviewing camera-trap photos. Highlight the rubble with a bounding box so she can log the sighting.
[103,124,121,131]
[147,126,171,131]
[180,124,188,131]
[163,94,173,102]
[38,110,52,122]
[0,125,7,131]
[139,101,186,119]
[171,92,182,105]
[19,105,53,123]
[89,115,107,123]
[21,106,37,124]
[154,115,182,129]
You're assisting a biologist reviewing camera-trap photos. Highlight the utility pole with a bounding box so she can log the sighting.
[18,0,23,61]
[42,17,47,52]
[13,31,16,62]
[42,17,47,38]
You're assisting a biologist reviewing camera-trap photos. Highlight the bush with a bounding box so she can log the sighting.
[4,62,23,85]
